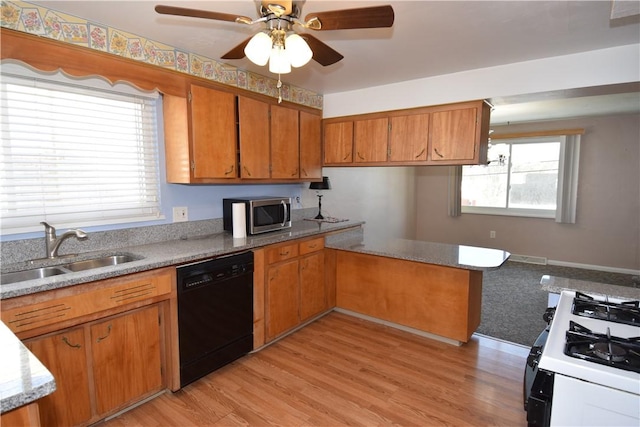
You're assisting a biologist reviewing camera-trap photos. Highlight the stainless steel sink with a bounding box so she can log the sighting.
[1,254,142,285]
[63,254,140,272]
[1,267,68,285]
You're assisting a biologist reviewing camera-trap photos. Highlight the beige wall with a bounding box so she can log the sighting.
[415,114,640,271]
[302,167,417,241]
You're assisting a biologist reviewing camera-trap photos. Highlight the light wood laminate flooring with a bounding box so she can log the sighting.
[101,312,529,426]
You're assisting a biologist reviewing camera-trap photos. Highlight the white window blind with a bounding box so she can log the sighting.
[1,69,161,234]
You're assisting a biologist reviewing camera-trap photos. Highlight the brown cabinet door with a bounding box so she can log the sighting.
[266,260,300,340]
[389,114,429,162]
[299,111,322,180]
[430,107,477,161]
[299,251,326,321]
[189,84,237,178]
[323,121,353,164]
[238,96,270,179]
[91,305,163,415]
[354,118,389,163]
[271,105,300,179]
[26,327,92,427]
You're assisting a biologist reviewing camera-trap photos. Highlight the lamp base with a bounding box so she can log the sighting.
[314,194,324,220]
[314,212,325,220]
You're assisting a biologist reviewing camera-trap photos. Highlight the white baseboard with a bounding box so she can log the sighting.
[508,253,639,275]
[546,259,640,276]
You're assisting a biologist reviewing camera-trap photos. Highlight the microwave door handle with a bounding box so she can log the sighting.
[281,200,288,226]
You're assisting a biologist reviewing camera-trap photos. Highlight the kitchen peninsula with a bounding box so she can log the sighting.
[1,219,509,425]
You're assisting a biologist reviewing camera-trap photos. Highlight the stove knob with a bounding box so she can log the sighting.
[526,345,543,368]
[542,307,555,324]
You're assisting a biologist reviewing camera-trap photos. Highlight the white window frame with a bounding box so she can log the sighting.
[1,62,163,235]
[460,134,580,223]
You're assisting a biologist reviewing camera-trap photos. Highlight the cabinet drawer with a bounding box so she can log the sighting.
[2,269,173,334]
[299,237,324,255]
[266,243,299,264]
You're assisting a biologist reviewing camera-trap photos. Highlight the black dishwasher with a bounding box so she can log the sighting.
[177,251,253,388]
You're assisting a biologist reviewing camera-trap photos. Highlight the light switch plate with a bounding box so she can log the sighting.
[173,206,188,222]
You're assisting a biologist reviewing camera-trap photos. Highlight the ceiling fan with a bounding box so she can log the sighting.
[155,1,394,73]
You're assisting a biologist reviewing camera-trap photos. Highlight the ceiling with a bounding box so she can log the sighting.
[29,1,640,122]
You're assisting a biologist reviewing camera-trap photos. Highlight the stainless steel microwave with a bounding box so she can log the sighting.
[223,197,292,235]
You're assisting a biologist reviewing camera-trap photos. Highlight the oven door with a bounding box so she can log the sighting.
[524,307,556,427]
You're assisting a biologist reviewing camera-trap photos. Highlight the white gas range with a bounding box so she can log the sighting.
[535,290,640,426]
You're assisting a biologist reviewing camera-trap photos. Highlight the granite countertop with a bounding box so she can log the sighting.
[540,275,640,300]
[328,235,511,271]
[0,321,56,414]
[1,220,363,300]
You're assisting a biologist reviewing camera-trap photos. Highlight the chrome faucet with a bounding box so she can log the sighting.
[40,221,88,259]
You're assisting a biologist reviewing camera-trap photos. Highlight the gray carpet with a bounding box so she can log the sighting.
[476,261,638,347]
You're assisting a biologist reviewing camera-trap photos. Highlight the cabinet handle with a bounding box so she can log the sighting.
[280,250,290,256]
[291,168,298,177]
[224,165,235,175]
[62,336,82,349]
[343,153,351,161]
[357,152,365,160]
[242,165,251,177]
[96,324,112,343]
[308,244,317,249]
[433,148,444,158]
[301,168,308,177]
[415,148,426,158]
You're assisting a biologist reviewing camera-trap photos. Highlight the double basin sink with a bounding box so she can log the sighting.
[1,254,141,285]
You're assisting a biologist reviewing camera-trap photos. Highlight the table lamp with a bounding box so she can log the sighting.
[309,176,331,219]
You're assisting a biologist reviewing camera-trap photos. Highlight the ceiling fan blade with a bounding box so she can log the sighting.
[221,37,252,60]
[298,34,344,66]
[155,5,252,24]
[304,5,394,30]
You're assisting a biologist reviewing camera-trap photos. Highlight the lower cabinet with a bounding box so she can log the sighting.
[25,305,163,426]
[265,237,328,341]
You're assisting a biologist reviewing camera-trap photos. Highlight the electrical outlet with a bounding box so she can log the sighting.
[295,196,301,204]
[490,230,496,239]
[173,206,188,223]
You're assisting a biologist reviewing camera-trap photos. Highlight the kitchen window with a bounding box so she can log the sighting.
[458,134,581,222]
[1,64,161,235]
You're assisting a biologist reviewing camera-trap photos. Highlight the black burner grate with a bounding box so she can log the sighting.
[572,292,640,326]
[564,321,640,373]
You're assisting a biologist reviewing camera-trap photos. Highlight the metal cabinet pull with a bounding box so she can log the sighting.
[96,324,112,343]
[302,168,308,177]
[343,153,351,161]
[280,250,290,256]
[224,165,235,175]
[433,148,444,158]
[62,336,81,349]
[415,148,426,158]
[357,152,365,160]
[242,165,251,177]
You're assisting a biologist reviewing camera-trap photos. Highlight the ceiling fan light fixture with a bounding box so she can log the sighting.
[244,32,272,66]
[269,44,291,74]
[285,33,313,67]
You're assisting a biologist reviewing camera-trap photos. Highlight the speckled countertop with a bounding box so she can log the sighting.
[0,321,56,414]
[328,234,511,271]
[1,220,363,300]
[540,275,640,300]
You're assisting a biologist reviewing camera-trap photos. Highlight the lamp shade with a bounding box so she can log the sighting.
[244,32,271,66]
[285,34,313,68]
[269,45,291,74]
[309,176,331,190]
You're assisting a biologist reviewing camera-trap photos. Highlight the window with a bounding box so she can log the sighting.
[460,134,580,222]
[1,65,161,235]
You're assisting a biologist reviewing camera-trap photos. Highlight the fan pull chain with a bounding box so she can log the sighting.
[277,76,282,103]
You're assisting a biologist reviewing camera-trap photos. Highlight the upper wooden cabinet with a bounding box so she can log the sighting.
[323,100,490,167]
[238,96,270,179]
[354,118,389,163]
[165,85,322,184]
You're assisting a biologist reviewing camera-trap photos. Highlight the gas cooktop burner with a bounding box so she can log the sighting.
[572,292,640,326]
[564,321,640,373]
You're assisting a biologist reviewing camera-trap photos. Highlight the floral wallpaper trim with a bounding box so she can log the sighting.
[0,0,323,109]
